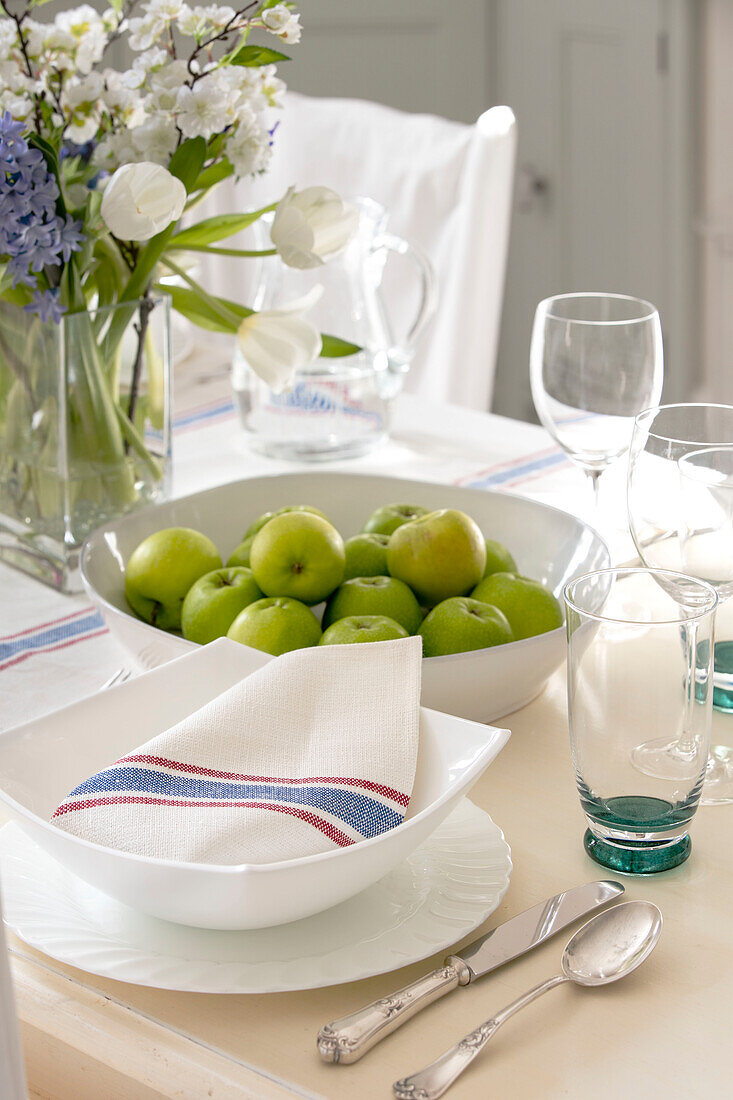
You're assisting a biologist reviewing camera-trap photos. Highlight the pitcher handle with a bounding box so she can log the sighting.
[375,233,438,351]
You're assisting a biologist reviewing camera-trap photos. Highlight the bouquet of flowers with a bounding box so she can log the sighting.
[0,0,357,568]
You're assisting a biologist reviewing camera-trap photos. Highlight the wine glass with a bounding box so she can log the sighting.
[530,293,664,510]
[628,403,733,803]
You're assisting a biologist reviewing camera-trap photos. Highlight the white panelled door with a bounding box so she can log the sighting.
[492,0,695,420]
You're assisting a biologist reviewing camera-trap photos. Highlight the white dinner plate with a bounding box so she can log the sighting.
[0,800,511,994]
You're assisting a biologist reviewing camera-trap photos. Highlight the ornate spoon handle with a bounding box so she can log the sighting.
[393,973,567,1099]
[317,958,471,1064]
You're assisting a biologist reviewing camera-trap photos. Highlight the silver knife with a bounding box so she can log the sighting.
[317,879,623,1064]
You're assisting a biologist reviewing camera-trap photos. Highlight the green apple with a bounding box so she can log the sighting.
[387,508,487,606]
[471,572,563,640]
[226,535,255,569]
[319,615,409,645]
[362,503,430,537]
[483,538,518,578]
[244,505,329,539]
[418,597,513,657]
[125,527,221,631]
[249,512,345,604]
[181,567,263,644]
[343,533,390,580]
[227,596,322,654]
[323,575,422,634]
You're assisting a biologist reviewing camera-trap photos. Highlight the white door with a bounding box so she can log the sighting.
[492,0,695,420]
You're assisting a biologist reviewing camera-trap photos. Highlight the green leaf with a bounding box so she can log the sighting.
[319,334,362,358]
[28,133,66,218]
[157,284,253,334]
[169,208,273,247]
[191,159,234,193]
[230,44,290,67]
[168,137,207,193]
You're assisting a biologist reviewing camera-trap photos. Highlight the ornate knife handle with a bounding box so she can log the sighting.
[317,957,471,1065]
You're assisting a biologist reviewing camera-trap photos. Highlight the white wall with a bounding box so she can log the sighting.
[699,0,733,402]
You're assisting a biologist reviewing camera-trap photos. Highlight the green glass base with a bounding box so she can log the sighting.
[584,829,691,875]
[713,640,733,712]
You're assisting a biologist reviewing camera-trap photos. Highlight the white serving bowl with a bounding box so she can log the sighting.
[81,472,610,721]
[0,639,509,930]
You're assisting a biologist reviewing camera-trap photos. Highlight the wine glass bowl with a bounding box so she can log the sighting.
[530,293,664,505]
[678,446,733,599]
[627,404,733,803]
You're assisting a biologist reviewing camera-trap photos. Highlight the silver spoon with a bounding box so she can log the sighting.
[393,900,662,1100]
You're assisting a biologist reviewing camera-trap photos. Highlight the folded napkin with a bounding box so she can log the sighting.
[52,637,422,865]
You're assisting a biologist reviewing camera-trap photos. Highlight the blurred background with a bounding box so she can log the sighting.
[277,0,731,422]
[70,0,733,422]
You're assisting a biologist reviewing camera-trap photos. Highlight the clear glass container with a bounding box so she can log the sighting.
[0,295,172,591]
[628,403,733,800]
[530,293,663,510]
[564,567,717,874]
[233,198,435,461]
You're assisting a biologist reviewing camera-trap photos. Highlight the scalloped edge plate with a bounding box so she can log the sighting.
[0,800,511,993]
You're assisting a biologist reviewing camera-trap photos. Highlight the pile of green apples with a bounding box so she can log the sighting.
[124,502,563,657]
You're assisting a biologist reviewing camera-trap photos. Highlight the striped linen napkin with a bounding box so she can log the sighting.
[51,636,422,865]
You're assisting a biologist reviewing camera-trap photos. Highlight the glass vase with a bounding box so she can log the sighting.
[0,295,172,592]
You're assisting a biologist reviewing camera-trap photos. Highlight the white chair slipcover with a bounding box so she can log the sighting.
[198,94,516,411]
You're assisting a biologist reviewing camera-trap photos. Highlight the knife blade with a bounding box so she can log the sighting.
[317,879,623,1064]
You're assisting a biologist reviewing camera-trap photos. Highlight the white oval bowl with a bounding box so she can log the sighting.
[0,639,510,930]
[81,472,610,721]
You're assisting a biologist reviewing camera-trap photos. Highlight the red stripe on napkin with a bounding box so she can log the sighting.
[53,794,355,847]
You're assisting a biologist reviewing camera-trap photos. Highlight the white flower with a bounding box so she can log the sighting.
[122,47,168,87]
[179,4,234,35]
[23,19,46,58]
[93,129,136,169]
[261,4,301,44]
[130,115,178,165]
[148,59,190,110]
[128,16,163,50]
[101,161,186,241]
[226,122,271,178]
[271,186,358,270]
[101,70,145,125]
[0,21,16,63]
[175,78,227,139]
[0,90,32,121]
[55,6,108,74]
[62,72,104,142]
[237,291,322,393]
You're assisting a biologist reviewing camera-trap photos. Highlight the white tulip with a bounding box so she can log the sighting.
[237,291,323,393]
[270,186,358,270]
[101,162,186,241]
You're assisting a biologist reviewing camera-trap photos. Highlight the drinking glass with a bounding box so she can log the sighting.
[564,568,716,875]
[628,404,733,802]
[530,293,663,509]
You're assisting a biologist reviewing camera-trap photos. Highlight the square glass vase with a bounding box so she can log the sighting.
[0,295,172,592]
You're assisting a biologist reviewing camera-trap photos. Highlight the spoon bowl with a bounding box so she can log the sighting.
[562,900,663,987]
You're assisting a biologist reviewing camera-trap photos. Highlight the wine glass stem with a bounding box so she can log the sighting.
[587,469,602,511]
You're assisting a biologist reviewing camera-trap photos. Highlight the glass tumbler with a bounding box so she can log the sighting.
[564,568,717,875]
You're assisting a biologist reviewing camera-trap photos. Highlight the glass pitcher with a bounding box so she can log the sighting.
[232,197,436,460]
